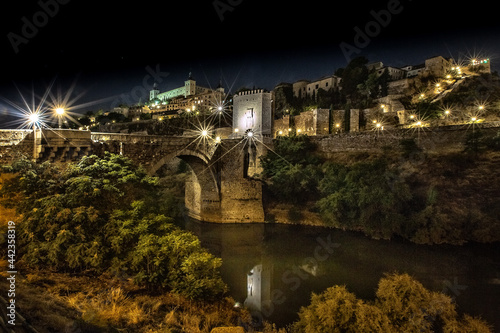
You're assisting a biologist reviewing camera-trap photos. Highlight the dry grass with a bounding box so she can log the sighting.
[0,173,20,225]
[0,269,250,333]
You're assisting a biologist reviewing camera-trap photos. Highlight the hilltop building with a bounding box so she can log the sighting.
[149,73,223,102]
[367,62,406,81]
[270,55,494,136]
[367,56,455,82]
[142,73,226,119]
[292,74,341,99]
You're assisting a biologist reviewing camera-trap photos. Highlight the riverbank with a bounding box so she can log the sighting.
[260,143,500,245]
[0,267,250,332]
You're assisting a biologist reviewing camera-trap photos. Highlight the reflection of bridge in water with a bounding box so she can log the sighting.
[186,220,500,329]
[0,129,268,223]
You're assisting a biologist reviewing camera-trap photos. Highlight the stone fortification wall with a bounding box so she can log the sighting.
[311,125,500,158]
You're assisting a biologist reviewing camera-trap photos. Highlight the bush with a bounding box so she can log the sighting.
[317,159,412,239]
[464,130,486,154]
[1,154,227,300]
[399,138,422,158]
[292,273,492,332]
[485,130,500,151]
[261,135,323,203]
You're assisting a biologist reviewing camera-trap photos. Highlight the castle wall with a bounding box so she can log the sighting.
[274,116,291,137]
[293,109,330,135]
[311,125,500,157]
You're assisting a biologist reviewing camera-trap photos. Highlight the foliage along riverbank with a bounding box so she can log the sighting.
[261,133,500,245]
[0,153,252,332]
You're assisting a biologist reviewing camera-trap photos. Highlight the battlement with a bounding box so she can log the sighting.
[236,89,267,96]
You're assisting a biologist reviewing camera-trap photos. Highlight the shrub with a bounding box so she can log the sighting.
[292,273,492,332]
[399,138,422,158]
[261,135,323,203]
[1,154,227,300]
[317,159,412,239]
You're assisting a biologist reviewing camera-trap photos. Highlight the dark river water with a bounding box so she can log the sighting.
[185,220,500,330]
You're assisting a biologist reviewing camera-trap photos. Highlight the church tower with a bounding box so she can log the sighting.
[150,82,160,101]
[184,72,196,97]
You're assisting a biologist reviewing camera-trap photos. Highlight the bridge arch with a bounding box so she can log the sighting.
[150,148,222,222]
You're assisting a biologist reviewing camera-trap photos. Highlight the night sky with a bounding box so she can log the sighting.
[1,0,499,117]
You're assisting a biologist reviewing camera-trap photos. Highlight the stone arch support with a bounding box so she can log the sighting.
[178,154,221,223]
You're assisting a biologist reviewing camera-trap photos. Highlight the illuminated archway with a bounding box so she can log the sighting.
[150,148,221,222]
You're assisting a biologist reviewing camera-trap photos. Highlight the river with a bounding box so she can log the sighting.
[185,220,500,330]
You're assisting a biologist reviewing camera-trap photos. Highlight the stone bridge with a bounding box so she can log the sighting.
[3,124,499,223]
[0,129,267,223]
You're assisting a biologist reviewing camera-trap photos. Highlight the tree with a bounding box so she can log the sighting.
[378,68,390,97]
[340,57,369,107]
[357,71,380,99]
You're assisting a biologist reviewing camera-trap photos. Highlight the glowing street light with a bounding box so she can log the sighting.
[55,107,65,128]
[201,129,208,137]
[29,113,40,124]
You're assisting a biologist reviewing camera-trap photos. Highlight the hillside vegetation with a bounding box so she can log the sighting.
[261,133,500,245]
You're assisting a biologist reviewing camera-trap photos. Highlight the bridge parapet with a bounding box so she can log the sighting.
[91,132,167,144]
[0,129,31,146]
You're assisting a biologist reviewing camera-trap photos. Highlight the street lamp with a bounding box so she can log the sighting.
[55,107,65,128]
[416,121,423,145]
[29,113,40,161]
[29,113,39,124]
